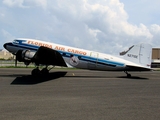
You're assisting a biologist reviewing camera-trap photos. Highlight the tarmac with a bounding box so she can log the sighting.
[0,68,160,120]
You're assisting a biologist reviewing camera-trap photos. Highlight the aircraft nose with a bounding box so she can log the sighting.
[3,43,12,49]
[3,43,7,49]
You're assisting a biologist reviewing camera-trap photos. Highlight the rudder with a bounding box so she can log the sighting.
[122,43,152,68]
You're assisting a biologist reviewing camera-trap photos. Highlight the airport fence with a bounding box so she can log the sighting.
[0,60,68,68]
[0,60,35,67]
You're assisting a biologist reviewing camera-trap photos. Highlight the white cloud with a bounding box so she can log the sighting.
[1,0,160,54]
[149,24,160,47]
[2,0,47,9]
[24,0,48,9]
[150,24,160,34]
[3,0,25,7]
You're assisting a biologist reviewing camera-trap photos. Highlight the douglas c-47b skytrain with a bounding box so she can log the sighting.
[3,38,152,77]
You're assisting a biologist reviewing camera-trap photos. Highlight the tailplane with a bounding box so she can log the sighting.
[121,43,152,68]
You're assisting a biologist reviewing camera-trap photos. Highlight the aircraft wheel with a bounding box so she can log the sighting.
[31,68,40,76]
[127,74,131,78]
[41,68,49,75]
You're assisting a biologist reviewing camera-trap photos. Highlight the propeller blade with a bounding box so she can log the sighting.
[15,55,17,67]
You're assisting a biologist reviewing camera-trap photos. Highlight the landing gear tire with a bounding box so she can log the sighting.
[41,68,49,75]
[127,74,131,78]
[124,71,131,78]
[31,68,40,76]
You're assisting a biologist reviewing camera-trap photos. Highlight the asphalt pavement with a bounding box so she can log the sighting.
[0,68,160,120]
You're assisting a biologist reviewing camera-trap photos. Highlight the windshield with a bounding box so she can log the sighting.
[12,40,19,44]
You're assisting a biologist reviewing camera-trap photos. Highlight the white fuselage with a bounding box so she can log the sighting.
[3,38,146,71]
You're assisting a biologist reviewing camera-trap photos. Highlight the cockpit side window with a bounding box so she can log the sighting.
[13,40,19,44]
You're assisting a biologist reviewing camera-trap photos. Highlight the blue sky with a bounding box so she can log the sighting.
[0,0,160,54]
[120,0,160,25]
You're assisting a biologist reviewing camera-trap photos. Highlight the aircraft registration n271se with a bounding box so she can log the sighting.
[3,38,152,77]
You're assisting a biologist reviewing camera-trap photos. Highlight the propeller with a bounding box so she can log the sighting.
[15,50,23,67]
[15,55,17,67]
[14,49,36,67]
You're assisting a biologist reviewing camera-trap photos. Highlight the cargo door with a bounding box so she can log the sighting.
[88,52,98,69]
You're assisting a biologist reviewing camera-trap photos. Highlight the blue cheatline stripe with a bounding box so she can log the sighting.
[57,50,124,67]
[12,42,125,67]
[97,58,124,66]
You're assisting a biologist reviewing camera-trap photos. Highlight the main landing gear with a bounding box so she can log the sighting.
[124,71,131,78]
[31,66,54,76]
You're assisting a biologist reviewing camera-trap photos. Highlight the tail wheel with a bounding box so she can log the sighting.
[127,74,131,78]
[124,71,131,78]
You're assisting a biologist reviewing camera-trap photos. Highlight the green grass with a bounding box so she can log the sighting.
[0,66,35,68]
[0,65,77,70]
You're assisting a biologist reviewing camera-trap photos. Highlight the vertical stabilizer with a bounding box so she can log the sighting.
[122,43,152,68]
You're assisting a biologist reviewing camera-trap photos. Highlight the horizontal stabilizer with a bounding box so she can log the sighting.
[126,65,152,71]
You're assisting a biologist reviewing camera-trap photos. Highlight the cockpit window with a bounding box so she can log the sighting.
[13,40,19,44]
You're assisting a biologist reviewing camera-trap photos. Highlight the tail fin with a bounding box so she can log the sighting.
[122,43,152,68]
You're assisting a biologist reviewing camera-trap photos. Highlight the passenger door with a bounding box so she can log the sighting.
[88,52,98,69]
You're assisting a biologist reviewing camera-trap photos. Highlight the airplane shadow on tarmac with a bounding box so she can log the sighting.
[117,76,148,80]
[10,71,67,85]
[65,75,148,80]
[8,71,148,85]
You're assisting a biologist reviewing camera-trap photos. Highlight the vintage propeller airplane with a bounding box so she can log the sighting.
[3,38,152,77]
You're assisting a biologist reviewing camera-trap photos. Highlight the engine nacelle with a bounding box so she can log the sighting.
[15,46,67,67]
[16,50,36,62]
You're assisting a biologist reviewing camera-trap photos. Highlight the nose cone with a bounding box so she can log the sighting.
[3,42,18,54]
[3,43,8,49]
[3,42,12,49]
